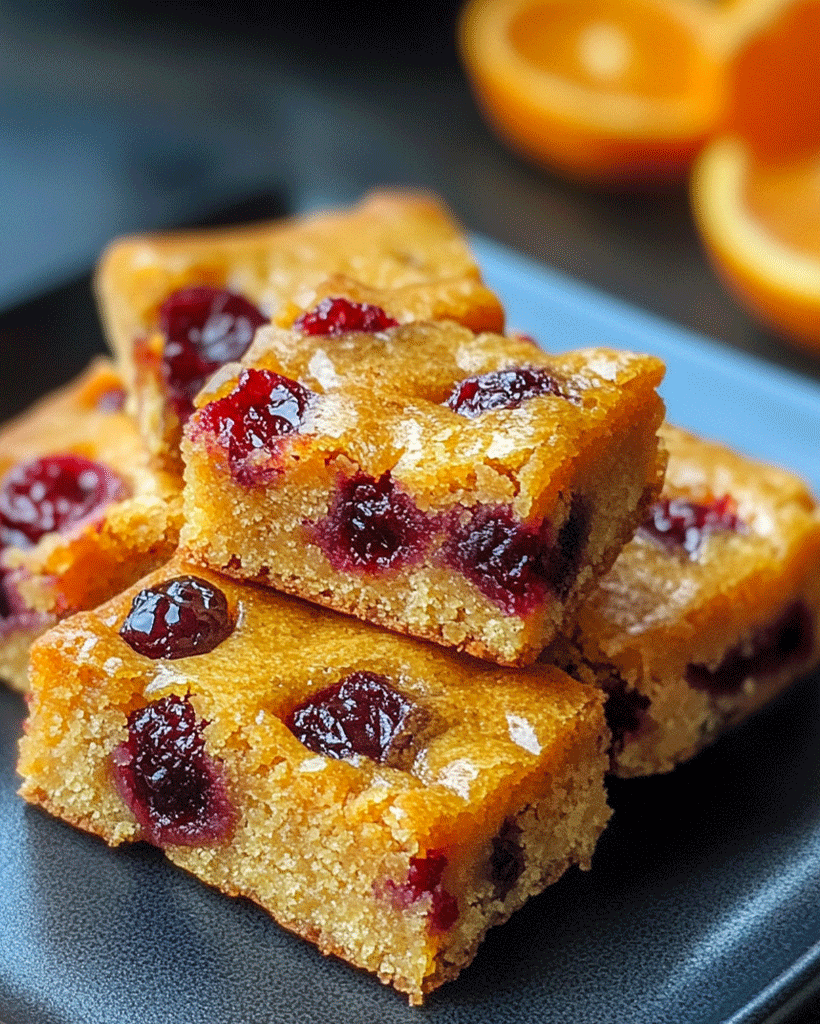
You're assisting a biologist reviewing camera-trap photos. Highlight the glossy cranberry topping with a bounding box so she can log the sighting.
[444,498,588,615]
[639,495,743,558]
[159,286,268,420]
[603,676,651,757]
[385,850,459,932]
[194,368,315,486]
[0,454,126,550]
[112,693,235,847]
[445,366,572,419]
[312,471,434,573]
[686,601,814,696]
[119,575,233,660]
[490,819,525,899]
[294,297,398,336]
[286,670,417,764]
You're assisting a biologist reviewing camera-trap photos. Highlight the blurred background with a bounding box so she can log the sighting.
[2,2,820,1022]
[3,0,820,413]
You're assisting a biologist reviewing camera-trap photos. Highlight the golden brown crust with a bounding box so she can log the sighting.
[548,422,820,776]
[18,552,611,1003]
[180,323,665,666]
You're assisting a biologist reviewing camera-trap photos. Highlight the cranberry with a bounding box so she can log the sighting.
[0,572,11,621]
[159,286,268,420]
[444,366,572,419]
[442,506,538,615]
[294,297,398,336]
[540,494,591,599]
[687,601,813,695]
[286,670,417,764]
[112,693,235,847]
[119,575,233,660]
[0,455,126,550]
[194,368,315,486]
[385,850,459,932]
[490,819,525,899]
[639,495,743,558]
[603,676,651,757]
[311,471,434,573]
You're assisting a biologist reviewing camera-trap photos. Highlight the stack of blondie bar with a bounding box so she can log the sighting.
[4,191,820,1003]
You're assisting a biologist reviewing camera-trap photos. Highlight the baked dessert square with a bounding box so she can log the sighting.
[94,189,505,476]
[17,553,612,1004]
[548,423,820,777]
[0,358,180,691]
[179,317,666,666]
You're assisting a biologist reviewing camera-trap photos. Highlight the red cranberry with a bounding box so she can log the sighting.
[159,286,268,420]
[687,601,813,695]
[119,576,233,660]
[112,693,235,847]
[385,850,459,932]
[194,368,315,486]
[286,671,416,764]
[0,454,126,550]
[490,819,525,899]
[639,496,743,558]
[444,366,572,419]
[603,675,651,757]
[294,297,398,336]
[311,471,434,573]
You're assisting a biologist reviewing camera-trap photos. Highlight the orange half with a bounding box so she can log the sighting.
[691,0,820,353]
[458,0,727,185]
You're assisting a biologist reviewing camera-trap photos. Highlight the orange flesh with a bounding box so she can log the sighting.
[508,1,706,100]
[744,153,820,260]
[728,0,820,162]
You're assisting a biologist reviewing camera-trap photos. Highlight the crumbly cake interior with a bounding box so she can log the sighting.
[0,359,180,692]
[179,321,665,666]
[18,555,611,1003]
[550,423,820,777]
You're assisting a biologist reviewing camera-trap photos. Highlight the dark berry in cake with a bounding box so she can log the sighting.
[312,471,434,573]
[444,499,589,614]
[602,675,651,756]
[639,495,743,558]
[194,368,315,486]
[0,454,126,550]
[286,670,418,765]
[295,297,398,336]
[159,286,268,420]
[119,575,233,660]
[445,366,573,419]
[490,819,525,899]
[687,600,814,695]
[385,849,459,932]
[112,693,235,846]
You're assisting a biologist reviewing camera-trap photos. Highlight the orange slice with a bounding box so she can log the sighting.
[458,0,727,186]
[691,0,820,352]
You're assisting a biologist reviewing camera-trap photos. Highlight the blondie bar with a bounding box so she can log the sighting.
[0,359,180,690]
[549,424,820,776]
[94,190,504,475]
[179,316,665,666]
[18,553,611,1003]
